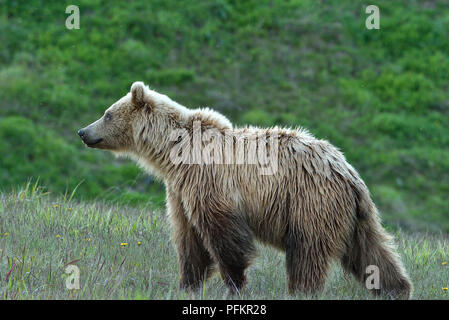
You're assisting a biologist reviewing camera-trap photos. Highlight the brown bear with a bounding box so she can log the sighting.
[78,81,413,299]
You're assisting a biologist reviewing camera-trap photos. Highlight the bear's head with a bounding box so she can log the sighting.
[78,81,188,156]
[78,81,234,177]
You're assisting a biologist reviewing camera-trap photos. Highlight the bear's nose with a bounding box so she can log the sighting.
[78,129,85,138]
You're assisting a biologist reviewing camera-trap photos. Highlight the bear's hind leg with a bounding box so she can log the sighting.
[285,230,331,296]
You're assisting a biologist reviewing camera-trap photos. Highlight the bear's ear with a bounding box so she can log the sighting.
[131,81,146,107]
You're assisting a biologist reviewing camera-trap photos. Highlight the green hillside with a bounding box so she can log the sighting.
[1,0,448,231]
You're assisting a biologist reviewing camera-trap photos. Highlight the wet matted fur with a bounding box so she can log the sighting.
[78,82,413,299]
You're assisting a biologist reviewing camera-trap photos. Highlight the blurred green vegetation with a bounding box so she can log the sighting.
[0,0,448,231]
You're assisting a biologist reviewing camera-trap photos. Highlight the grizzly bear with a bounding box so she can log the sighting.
[78,81,413,299]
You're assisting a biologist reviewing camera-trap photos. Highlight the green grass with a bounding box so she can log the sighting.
[0,184,448,300]
[1,0,449,233]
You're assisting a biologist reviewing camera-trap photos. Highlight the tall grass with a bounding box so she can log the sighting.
[0,184,448,299]
[1,0,449,231]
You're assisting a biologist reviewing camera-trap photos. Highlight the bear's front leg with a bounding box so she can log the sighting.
[166,188,215,291]
[198,213,257,295]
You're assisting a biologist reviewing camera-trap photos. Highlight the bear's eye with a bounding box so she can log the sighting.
[104,112,112,122]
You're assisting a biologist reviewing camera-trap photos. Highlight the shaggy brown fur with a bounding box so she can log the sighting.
[78,82,413,299]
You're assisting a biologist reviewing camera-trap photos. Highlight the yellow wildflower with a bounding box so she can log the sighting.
[56,235,61,238]
[137,241,142,246]
[67,208,72,211]
[442,262,447,266]
[120,242,128,247]
[3,232,9,236]
[443,287,448,292]
[53,204,60,208]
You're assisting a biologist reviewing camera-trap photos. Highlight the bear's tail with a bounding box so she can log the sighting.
[341,184,413,299]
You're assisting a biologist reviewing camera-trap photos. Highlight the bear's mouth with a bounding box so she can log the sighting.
[86,138,103,147]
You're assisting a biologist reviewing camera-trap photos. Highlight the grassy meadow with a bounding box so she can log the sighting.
[0,184,448,300]
[1,0,449,300]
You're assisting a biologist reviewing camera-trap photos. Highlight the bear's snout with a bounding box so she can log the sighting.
[77,129,86,138]
[78,127,103,147]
